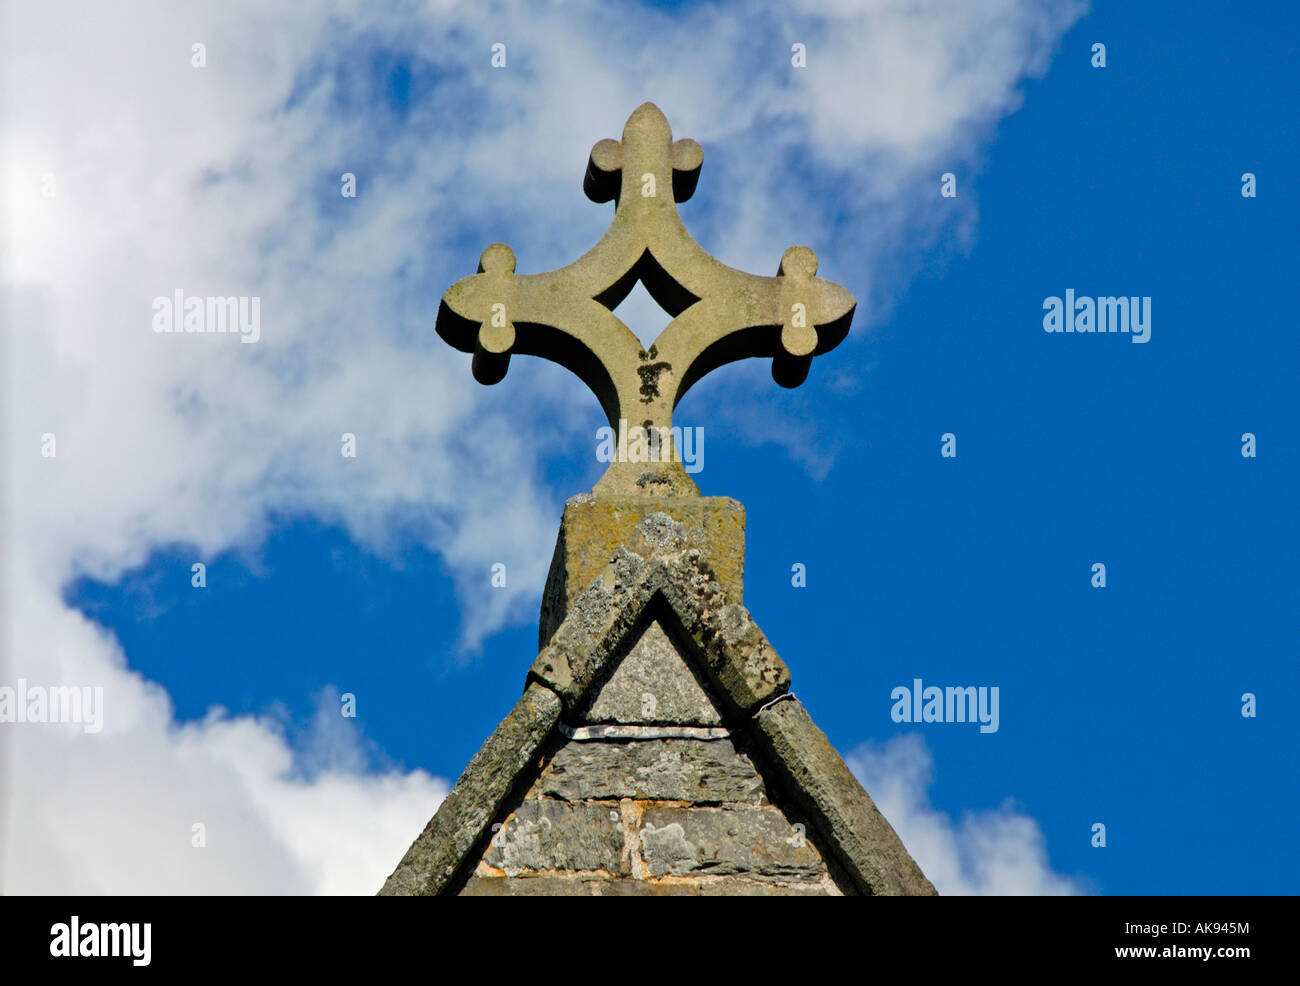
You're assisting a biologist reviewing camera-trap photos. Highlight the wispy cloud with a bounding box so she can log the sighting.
[849,734,1087,895]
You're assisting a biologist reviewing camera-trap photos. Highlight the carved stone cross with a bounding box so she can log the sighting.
[436,102,856,495]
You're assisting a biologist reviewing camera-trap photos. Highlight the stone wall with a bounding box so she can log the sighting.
[381,497,935,896]
[453,616,857,895]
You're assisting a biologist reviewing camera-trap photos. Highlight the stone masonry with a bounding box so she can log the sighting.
[380,499,936,896]
[460,615,857,895]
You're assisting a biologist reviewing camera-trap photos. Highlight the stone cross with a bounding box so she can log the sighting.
[436,102,856,495]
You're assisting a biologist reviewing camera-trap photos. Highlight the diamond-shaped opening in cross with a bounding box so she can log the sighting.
[612,279,670,349]
[593,250,700,349]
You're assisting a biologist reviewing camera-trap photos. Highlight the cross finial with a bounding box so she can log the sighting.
[436,102,856,495]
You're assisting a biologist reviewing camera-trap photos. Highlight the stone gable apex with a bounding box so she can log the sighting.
[380,509,935,896]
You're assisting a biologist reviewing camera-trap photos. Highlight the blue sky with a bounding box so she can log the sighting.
[7,0,1296,894]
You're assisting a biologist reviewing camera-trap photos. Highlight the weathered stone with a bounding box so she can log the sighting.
[483,798,626,875]
[638,804,828,881]
[381,543,933,896]
[378,682,562,896]
[753,697,938,896]
[539,493,745,646]
[531,552,790,720]
[684,598,790,715]
[530,737,768,804]
[459,874,838,896]
[583,618,723,725]
[460,874,611,896]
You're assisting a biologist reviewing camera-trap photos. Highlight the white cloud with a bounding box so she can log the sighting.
[848,734,1086,895]
[1,0,1084,892]
[0,575,446,893]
